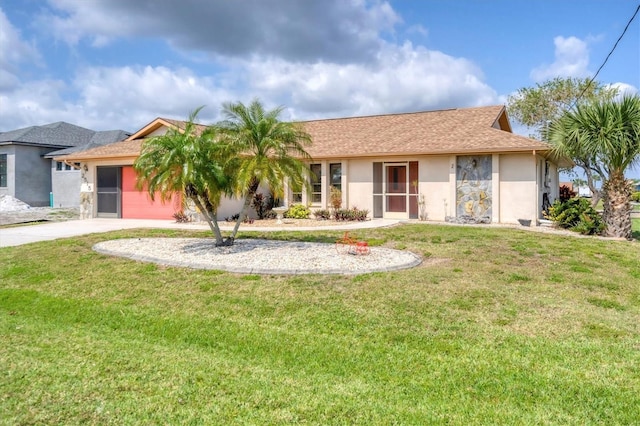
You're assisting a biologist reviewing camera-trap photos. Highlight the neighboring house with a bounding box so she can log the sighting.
[0,122,129,207]
[56,105,563,225]
[576,186,593,198]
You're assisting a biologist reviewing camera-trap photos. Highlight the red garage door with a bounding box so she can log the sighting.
[121,166,181,219]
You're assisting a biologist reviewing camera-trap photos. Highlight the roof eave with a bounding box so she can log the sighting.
[308,146,552,160]
[53,153,140,162]
[126,118,179,141]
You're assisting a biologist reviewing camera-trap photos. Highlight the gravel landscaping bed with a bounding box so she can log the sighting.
[93,238,423,275]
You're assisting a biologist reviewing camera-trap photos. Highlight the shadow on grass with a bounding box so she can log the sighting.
[235,231,338,244]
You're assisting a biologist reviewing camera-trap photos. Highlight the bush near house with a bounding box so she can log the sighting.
[545,198,605,235]
[252,192,280,220]
[329,186,342,211]
[559,184,577,202]
[632,192,640,203]
[313,209,332,220]
[334,207,369,221]
[284,204,311,219]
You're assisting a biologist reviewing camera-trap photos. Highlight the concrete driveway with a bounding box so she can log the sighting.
[0,218,399,248]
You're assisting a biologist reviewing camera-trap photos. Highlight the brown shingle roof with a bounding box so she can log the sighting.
[56,105,551,162]
[302,105,549,159]
[56,138,144,161]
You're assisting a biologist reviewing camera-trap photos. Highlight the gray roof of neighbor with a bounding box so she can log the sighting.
[0,122,129,156]
[45,130,131,157]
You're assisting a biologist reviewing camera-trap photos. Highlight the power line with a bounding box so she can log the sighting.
[569,3,640,110]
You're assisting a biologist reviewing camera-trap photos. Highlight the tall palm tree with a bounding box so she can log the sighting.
[216,99,313,241]
[133,107,232,246]
[550,95,640,239]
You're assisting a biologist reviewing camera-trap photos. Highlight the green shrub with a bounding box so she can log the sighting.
[313,209,332,220]
[632,192,640,202]
[284,204,311,219]
[545,198,604,235]
[334,207,369,221]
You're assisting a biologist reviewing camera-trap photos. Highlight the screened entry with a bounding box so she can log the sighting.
[373,161,418,219]
[96,166,121,218]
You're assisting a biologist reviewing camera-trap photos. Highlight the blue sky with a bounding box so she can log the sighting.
[0,0,639,175]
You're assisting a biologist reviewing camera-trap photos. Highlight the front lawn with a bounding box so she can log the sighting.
[1,224,639,424]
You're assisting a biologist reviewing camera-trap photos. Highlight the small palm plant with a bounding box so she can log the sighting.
[216,99,313,242]
[133,107,232,246]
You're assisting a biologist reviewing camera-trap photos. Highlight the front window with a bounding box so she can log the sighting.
[56,161,63,171]
[0,154,6,187]
[310,163,321,203]
[330,163,341,192]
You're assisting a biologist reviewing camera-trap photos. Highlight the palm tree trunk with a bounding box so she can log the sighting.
[229,178,260,242]
[602,171,633,239]
[188,195,226,245]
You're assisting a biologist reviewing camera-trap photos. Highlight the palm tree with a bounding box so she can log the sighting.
[133,107,232,246]
[550,95,640,239]
[216,99,313,241]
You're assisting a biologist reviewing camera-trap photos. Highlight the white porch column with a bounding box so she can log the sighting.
[342,160,349,208]
[448,155,457,218]
[492,154,500,223]
[320,161,327,209]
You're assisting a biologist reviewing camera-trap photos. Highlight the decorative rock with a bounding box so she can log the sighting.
[93,238,422,275]
[445,215,491,224]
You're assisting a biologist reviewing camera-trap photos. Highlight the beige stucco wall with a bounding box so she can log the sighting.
[147,127,169,137]
[421,156,451,221]
[346,159,374,212]
[77,149,550,226]
[343,153,544,224]
[498,153,538,224]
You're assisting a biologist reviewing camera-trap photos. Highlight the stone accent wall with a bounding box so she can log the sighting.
[455,155,492,221]
[79,192,93,219]
[79,167,92,219]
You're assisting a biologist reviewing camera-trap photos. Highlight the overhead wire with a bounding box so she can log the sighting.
[569,3,640,110]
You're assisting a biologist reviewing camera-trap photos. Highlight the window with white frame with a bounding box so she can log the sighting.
[310,163,321,203]
[329,163,341,192]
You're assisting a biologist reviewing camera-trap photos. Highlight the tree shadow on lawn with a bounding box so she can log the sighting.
[235,232,340,245]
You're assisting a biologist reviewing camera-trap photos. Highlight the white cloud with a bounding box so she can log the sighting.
[530,36,590,82]
[0,79,76,130]
[0,40,500,132]
[608,82,639,99]
[0,66,235,131]
[0,7,42,92]
[243,41,498,120]
[40,0,401,64]
[1,1,501,132]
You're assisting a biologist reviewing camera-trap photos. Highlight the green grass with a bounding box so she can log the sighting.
[1,224,640,424]
[592,198,640,211]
